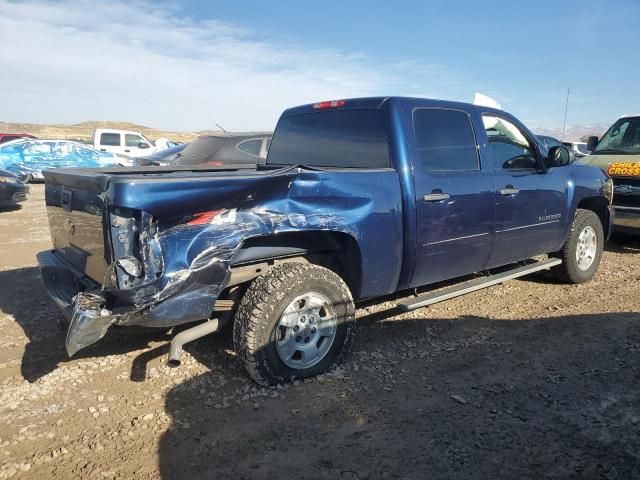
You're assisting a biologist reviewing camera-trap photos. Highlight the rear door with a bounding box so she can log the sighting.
[479,113,567,267]
[408,106,495,287]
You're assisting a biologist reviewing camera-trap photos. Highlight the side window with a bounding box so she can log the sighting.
[100,133,121,147]
[413,109,479,171]
[236,138,262,157]
[125,134,148,147]
[483,115,538,170]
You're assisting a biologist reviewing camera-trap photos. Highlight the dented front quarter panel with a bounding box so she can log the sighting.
[65,167,403,354]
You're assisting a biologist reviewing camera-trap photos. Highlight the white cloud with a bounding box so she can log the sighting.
[0,0,460,131]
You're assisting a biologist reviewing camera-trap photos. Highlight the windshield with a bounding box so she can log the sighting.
[593,117,640,155]
[173,137,226,164]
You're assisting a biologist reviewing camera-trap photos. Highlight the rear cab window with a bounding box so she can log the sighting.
[267,109,390,168]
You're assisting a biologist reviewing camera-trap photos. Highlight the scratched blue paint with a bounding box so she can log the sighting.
[37,97,613,356]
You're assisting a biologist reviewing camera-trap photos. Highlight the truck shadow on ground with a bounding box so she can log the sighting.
[2,267,640,478]
[0,267,173,382]
[3,232,637,383]
[0,205,22,213]
[606,234,640,254]
[158,311,640,480]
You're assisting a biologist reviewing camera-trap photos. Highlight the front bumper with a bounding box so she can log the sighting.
[613,206,640,233]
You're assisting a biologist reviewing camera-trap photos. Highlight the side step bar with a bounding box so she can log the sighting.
[398,258,562,312]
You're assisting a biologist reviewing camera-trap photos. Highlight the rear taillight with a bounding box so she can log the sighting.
[313,99,346,109]
[187,210,226,225]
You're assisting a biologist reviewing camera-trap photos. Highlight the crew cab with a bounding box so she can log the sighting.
[93,128,155,158]
[583,114,640,234]
[38,97,613,385]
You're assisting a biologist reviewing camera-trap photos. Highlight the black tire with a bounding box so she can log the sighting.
[552,208,604,284]
[233,263,355,385]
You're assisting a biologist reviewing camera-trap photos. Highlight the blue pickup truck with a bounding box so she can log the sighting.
[38,97,613,385]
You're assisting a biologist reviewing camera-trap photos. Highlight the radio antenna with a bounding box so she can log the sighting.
[561,88,570,141]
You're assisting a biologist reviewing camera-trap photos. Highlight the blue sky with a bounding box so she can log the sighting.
[1,0,638,132]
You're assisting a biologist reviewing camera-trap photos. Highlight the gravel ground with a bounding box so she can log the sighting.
[0,185,639,479]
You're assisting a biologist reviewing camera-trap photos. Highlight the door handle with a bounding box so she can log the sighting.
[499,187,520,196]
[423,192,451,202]
[124,149,130,153]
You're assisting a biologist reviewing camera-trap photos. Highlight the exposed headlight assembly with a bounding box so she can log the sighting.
[602,177,614,205]
[117,256,143,278]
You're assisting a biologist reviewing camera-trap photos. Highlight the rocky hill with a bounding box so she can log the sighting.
[532,124,609,142]
[1,120,609,144]
[0,120,223,143]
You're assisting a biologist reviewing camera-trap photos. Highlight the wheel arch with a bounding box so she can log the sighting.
[576,195,611,239]
[228,230,363,299]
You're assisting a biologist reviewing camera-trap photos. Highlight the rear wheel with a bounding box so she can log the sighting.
[233,263,355,385]
[553,209,604,284]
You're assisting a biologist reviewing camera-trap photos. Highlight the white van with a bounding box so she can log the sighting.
[93,129,155,157]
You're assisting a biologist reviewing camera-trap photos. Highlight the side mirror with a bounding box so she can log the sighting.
[546,146,571,167]
[138,142,150,149]
[586,136,598,152]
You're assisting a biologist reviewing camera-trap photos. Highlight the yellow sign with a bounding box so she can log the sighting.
[608,162,640,177]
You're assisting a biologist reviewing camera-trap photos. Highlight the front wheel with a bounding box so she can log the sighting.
[552,209,604,284]
[233,263,355,385]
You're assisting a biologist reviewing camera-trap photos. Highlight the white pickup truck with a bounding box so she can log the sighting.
[93,129,156,157]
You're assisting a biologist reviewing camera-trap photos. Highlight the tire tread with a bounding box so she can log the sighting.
[233,263,355,385]
[553,208,604,284]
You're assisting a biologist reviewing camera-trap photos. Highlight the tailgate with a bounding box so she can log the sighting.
[44,170,111,284]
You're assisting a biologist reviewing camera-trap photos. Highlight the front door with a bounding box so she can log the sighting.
[410,107,495,288]
[480,114,567,267]
[124,133,153,157]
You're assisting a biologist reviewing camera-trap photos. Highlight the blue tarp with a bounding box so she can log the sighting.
[0,139,121,174]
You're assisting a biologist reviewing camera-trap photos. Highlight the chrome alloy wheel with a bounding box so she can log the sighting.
[275,291,337,369]
[576,225,597,271]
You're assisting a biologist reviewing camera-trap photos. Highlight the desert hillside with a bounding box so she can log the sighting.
[531,124,608,142]
[2,119,607,145]
[0,120,224,143]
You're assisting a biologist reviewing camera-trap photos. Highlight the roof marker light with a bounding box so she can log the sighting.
[313,99,346,109]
